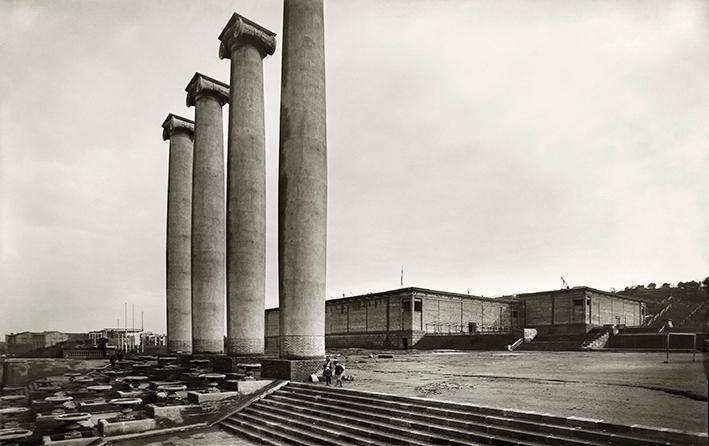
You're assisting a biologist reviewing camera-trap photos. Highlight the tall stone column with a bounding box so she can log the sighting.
[186,73,229,355]
[162,114,195,354]
[218,13,276,357]
[278,0,327,360]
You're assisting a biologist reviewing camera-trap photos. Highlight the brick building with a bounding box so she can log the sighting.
[265,287,517,351]
[516,287,645,335]
[265,286,645,350]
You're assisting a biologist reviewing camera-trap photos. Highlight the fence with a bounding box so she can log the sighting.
[424,322,511,335]
[62,348,113,359]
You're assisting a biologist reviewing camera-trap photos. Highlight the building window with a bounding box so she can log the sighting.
[573,299,583,306]
[414,299,422,312]
[512,311,518,318]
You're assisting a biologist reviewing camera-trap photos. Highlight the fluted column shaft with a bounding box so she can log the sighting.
[186,73,229,354]
[163,114,194,354]
[278,0,327,359]
[219,14,277,356]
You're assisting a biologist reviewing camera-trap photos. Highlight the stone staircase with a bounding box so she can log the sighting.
[218,382,706,445]
[582,331,610,350]
[516,328,611,351]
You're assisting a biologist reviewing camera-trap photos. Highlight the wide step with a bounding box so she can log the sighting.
[244,404,438,446]
[218,382,706,446]
[270,389,602,446]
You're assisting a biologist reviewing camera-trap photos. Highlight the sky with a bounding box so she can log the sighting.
[0,0,707,336]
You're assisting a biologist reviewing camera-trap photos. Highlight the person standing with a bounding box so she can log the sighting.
[323,356,332,386]
[333,360,345,387]
[323,363,332,386]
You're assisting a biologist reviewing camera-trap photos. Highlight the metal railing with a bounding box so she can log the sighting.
[62,349,111,359]
[424,322,512,335]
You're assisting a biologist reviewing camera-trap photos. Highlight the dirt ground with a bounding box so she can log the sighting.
[328,349,708,434]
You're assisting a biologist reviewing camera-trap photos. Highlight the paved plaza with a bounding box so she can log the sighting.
[332,350,708,433]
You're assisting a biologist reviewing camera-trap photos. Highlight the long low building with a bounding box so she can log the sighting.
[264,286,644,351]
[5,331,88,355]
[515,287,646,335]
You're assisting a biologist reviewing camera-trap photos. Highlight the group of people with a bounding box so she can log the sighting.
[323,357,345,386]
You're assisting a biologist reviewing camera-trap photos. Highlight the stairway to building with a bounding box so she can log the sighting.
[517,329,609,352]
[218,382,706,445]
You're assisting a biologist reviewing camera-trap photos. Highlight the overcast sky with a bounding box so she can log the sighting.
[1,0,707,336]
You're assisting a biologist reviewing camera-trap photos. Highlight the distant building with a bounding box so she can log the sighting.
[140,331,166,347]
[88,328,166,352]
[5,331,89,355]
[89,328,143,351]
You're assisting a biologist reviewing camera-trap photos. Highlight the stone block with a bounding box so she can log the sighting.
[179,372,205,388]
[223,379,240,391]
[148,380,186,390]
[89,411,121,424]
[146,403,201,423]
[98,417,157,436]
[210,355,232,372]
[177,354,224,368]
[40,436,101,445]
[186,390,241,404]
[225,372,245,380]
[156,355,179,365]
[236,380,272,395]
[213,356,262,372]
[116,390,143,398]
[78,400,115,413]
[150,367,184,381]
[260,359,323,381]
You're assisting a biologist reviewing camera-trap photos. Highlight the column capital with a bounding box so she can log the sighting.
[218,13,276,59]
[162,113,195,141]
[185,73,230,107]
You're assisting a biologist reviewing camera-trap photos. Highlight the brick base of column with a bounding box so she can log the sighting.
[167,340,192,354]
[226,337,264,356]
[260,358,324,382]
[192,338,224,355]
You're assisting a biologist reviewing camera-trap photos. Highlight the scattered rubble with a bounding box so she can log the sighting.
[414,381,465,396]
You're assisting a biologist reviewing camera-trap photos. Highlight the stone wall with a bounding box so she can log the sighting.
[1,358,107,386]
[326,331,404,349]
[610,333,698,350]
